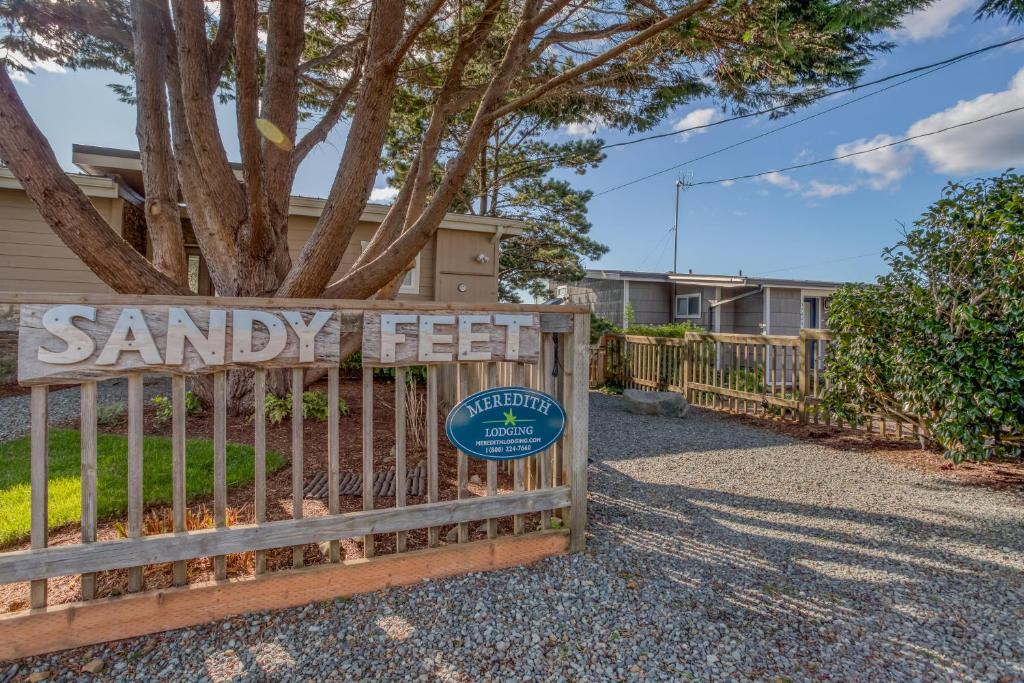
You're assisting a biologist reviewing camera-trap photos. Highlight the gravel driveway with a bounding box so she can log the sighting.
[0,377,171,442]
[8,392,1024,682]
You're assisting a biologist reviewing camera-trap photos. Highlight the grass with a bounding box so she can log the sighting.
[0,428,285,548]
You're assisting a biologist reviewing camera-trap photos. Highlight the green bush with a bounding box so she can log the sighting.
[97,402,126,428]
[590,313,618,344]
[151,390,202,423]
[623,321,700,338]
[263,390,350,425]
[823,174,1024,462]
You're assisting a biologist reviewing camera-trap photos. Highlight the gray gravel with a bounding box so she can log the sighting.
[8,392,1024,682]
[0,377,170,442]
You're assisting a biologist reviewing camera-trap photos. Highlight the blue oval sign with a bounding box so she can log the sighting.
[445,386,566,461]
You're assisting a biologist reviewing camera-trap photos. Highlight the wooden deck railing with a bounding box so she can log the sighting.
[593,330,920,440]
[0,293,590,659]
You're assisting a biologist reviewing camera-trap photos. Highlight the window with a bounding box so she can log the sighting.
[556,285,568,298]
[675,293,701,319]
[360,241,420,294]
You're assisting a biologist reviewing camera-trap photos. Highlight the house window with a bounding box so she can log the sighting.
[556,285,568,298]
[360,241,420,294]
[675,293,701,319]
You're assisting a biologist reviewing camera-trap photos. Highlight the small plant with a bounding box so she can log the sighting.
[97,402,126,427]
[152,391,203,423]
[264,393,292,425]
[263,391,349,425]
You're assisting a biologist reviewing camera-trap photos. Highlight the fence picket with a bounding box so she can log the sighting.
[170,375,187,586]
[214,371,228,579]
[254,369,267,574]
[30,386,48,608]
[80,381,98,599]
[457,364,469,543]
[127,374,144,592]
[328,367,341,562]
[394,367,407,553]
[426,366,439,547]
[362,367,374,558]
[486,362,499,539]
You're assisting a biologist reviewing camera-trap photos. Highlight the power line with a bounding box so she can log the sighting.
[634,225,676,271]
[685,106,1024,188]
[596,34,1024,152]
[750,251,881,277]
[509,33,1024,176]
[592,57,964,197]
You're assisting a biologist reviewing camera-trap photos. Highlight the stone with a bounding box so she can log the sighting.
[27,672,50,683]
[621,389,690,417]
[469,474,482,485]
[445,527,459,542]
[81,659,105,674]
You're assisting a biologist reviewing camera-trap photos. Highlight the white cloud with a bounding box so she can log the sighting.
[906,67,1024,174]
[9,58,66,83]
[834,134,916,190]
[803,180,857,199]
[369,186,400,202]
[759,171,801,191]
[563,117,606,137]
[672,108,720,140]
[892,0,973,42]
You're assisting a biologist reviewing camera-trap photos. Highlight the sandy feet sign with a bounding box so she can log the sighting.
[18,304,341,384]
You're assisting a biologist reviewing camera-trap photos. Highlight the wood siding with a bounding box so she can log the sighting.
[768,287,801,335]
[563,279,624,327]
[0,190,120,294]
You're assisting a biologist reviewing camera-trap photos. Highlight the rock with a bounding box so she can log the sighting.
[445,527,459,542]
[81,659,105,675]
[621,389,689,417]
[27,672,50,683]
[469,474,482,485]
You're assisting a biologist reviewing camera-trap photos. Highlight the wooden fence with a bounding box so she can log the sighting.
[0,293,590,660]
[593,330,920,439]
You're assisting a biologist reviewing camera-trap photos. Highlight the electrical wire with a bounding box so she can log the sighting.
[684,106,1024,188]
[750,251,881,277]
[591,57,966,197]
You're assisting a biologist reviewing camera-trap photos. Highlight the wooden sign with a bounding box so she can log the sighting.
[362,311,540,366]
[18,304,341,384]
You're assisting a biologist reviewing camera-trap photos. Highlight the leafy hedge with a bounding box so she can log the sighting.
[589,313,699,342]
[823,174,1024,462]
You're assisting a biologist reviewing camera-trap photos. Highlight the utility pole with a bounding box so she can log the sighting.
[673,178,683,273]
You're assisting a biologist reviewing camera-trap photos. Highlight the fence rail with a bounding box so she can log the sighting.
[0,293,590,660]
[593,331,919,440]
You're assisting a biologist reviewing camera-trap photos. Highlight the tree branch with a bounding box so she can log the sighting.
[292,48,365,172]
[7,0,133,51]
[208,0,235,94]
[0,67,185,295]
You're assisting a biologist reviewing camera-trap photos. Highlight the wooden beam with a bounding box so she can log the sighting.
[0,531,570,661]
[0,487,570,584]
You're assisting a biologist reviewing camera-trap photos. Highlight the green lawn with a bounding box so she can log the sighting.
[0,428,284,547]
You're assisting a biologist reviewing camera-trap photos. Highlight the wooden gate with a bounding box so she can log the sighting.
[0,293,590,660]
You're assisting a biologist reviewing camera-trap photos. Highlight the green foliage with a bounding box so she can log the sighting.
[0,428,285,547]
[151,391,202,423]
[624,322,700,338]
[590,313,618,344]
[264,391,350,425]
[97,402,126,428]
[824,174,1024,462]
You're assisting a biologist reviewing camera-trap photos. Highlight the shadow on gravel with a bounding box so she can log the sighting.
[586,457,1024,681]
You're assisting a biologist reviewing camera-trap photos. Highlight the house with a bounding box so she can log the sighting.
[0,144,523,302]
[555,269,842,334]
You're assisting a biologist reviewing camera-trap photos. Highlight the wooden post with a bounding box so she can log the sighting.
[512,363,526,535]
[214,371,228,579]
[426,366,439,547]
[127,374,144,593]
[394,367,407,553]
[80,381,98,599]
[486,362,498,539]
[30,385,48,608]
[456,364,469,543]
[362,367,375,558]
[290,369,304,569]
[170,375,187,586]
[567,313,590,552]
[253,369,267,574]
[682,338,691,402]
[797,333,809,424]
[327,367,341,562]
[539,335,555,531]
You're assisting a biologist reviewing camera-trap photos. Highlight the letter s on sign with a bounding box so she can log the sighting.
[39,305,97,364]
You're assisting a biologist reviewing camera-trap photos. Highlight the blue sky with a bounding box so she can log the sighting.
[11,0,1024,286]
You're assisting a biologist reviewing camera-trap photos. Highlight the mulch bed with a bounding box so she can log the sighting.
[0,376,543,613]
[730,412,1024,494]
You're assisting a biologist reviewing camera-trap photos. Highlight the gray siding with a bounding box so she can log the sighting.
[670,284,716,330]
[628,281,671,325]
[562,278,625,327]
[767,287,801,335]
[729,287,764,334]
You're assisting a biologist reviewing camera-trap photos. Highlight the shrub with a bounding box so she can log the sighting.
[263,391,349,425]
[97,402,126,428]
[823,174,1024,462]
[152,390,202,423]
[590,313,618,344]
[623,321,700,338]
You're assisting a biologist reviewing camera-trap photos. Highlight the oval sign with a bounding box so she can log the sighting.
[445,386,566,461]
